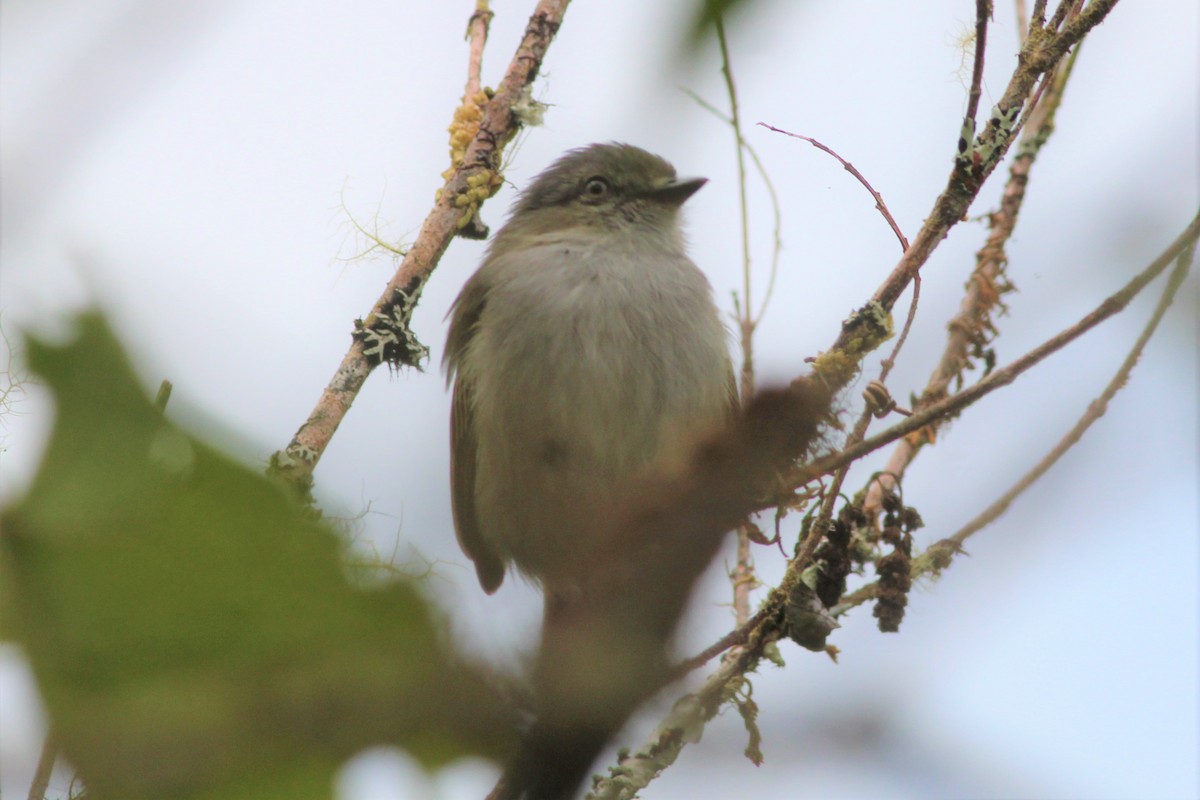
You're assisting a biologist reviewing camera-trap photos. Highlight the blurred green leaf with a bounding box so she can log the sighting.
[1,312,512,800]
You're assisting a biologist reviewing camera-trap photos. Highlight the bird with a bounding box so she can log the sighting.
[444,143,735,611]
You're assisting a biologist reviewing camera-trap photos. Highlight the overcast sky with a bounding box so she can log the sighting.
[2,1,1197,798]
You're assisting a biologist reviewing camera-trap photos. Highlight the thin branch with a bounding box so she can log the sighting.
[751,123,915,569]
[273,0,571,491]
[465,1,493,98]
[946,242,1195,545]
[788,212,1200,494]
[838,232,1196,616]
[860,0,1119,330]
[747,141,784,324]
[1031,0,1049,28]
[679,90,783,323]
[1049,0,1119,57]
[714,15,758,628]
[1016,0,1030,41]
[715,19,755,408]
[1047,0,1078,32]
[588,606,784,800]
[669,604,773,678]
[672,211,1200,708]
[864,37,1081,516]
[593,10,1129,793]
[757,124,909,253]
[965,0,992,127]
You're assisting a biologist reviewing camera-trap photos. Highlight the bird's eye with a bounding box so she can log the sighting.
[582,176,610,198]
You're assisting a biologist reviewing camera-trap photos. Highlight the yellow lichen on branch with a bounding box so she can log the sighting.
[444,89,493,179]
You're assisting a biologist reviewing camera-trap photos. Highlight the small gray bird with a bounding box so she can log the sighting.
[444,143,735,606]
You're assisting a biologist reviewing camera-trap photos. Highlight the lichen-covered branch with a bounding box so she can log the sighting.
[271,0,571,493]
[838,227,1196,615]
[857,0,1119,336]
[863,35,1082,517]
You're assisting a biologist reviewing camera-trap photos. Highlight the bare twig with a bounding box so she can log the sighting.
[1048,0,1080,32]
[1031,0,1049,27]
[944,241,1195,545]
[716,19,756,410]
[714,16,758,628]
[669,603,773,678]
[965,0,992,127]
[588,605,785,800]
[758,124,909,253]
[273,0,571,491]
[679,90,783,322]
[465,1,493,99]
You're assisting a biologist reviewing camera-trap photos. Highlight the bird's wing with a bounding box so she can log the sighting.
[446,279,506,594]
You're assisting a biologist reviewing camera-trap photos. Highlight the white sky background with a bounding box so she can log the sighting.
[1,1,1197,798]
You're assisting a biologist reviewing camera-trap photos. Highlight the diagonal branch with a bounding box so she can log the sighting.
[863,33,1082,517]
[590,6,1127,795]
[788,211,1200,492]
[839,228,1196,614]
[965,0,993,129]
[271,0,571,493]
[858,0,1118,331]
[757,124,909,252]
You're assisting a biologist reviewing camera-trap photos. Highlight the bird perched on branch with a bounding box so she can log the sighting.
[444,143,736,799]
[445,142,734,607]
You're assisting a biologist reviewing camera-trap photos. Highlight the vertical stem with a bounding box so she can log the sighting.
[465,0,493,98]
[715,18,754,405]
[714,16,756,625]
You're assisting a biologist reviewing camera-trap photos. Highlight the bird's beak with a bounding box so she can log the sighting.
[646,176,708,206]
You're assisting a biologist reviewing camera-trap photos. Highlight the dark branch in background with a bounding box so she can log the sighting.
[1015,0,1030,40]
[270,0,572,495]
[839,226,1197,614]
